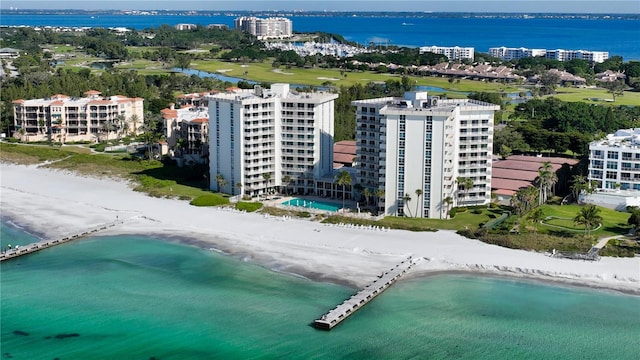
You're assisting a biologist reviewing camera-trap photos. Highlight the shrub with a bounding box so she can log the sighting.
[190,195,229,207]
[236,201,263,212]
[137,175,176,189]
[449,208,457,218]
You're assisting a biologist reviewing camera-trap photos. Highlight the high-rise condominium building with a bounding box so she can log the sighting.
[353,92,500,219]
[208,84,338,197]
[234,17,293,39]
[12,90,144,143]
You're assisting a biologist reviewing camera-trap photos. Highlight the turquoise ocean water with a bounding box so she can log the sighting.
[1,220,639,359]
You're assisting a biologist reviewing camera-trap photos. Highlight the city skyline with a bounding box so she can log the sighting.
[1,0,639,13]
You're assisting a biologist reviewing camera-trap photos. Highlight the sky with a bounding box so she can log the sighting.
[1,0,639,13]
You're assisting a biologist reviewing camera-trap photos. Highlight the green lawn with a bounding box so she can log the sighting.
[379,208,501,231]
[190,58,522,93]
[546,87,640,107]
[535,204,631,237]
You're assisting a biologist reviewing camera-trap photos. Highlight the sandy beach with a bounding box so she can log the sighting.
[1,162,638,293]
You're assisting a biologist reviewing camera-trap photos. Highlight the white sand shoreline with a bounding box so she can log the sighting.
[1,163,639,294]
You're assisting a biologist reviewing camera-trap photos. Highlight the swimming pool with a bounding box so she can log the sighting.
[281,198,341,212]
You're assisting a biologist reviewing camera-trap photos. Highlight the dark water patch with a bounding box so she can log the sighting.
[45,333,80,340]
[12,330,29,336]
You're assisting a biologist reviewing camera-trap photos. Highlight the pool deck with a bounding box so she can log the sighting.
[265,196,383,220]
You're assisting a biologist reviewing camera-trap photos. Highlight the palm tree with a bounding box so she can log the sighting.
[375,188,385,211]
[570,175,587,203]
[511,186,539,215]
[528,208,545,233]
[414,189,423,218]
[282,175,292,195]
[262,173,272,195]
[215,173,226,192]
[115,114,126,140]
[363,188,372,206]
[536,161,554,205]
[456,177,474,206]
[444,196,453,218]
[335,170,352,210]
[235,182,243,196]
[102,120,116,142]
[129,114,140,136]
[403,193,412,217]
[574,204,602,236]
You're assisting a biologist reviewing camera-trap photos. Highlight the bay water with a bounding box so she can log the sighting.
[1,221,639,359]
[2,14,639,60]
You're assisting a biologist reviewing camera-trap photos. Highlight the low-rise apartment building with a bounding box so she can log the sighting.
[489,46,609,63]
[419,45,475,61]
[162,104,209,165]
[12,90,144,143]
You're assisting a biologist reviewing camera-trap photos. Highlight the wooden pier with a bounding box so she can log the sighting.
[313,256,417,330]
[0,220,125,262]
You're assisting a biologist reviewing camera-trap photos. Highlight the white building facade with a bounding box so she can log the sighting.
[234,17,293,39]
[419,46,475,61]
[353,92,499,219]
[208,84,337,197]
[588,129,640,191]
[12,90,144,143]
[489,46,609,63]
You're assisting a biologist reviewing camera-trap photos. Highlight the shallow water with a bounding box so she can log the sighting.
[1,222,638,359]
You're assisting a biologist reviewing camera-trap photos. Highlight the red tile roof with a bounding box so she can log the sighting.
[507,155,579,166]
[84,90,102,95]
[492,167,539,182]
[491,178,534,192]
[190,118,208,124]
[493,160,562,173]
[334,153,355,164]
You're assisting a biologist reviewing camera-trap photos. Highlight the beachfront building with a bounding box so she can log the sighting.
[161,103,209,165]
[489,46,609,63]
[419,46,475,61]
[208,84,338,197]
[489,47,546,61]
[588,129,640,191]
[583,129,640,210]
[12,91,144,143]
[545,49,609,63]
[353,92,499,219]
[234,17,293,40]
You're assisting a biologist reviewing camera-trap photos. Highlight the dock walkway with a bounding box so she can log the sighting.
[313,256,418,330]
[0,219,126,262]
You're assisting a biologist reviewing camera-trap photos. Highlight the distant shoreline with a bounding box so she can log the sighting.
[1,10,638,19]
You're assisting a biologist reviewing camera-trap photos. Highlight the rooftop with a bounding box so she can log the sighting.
[591,128,640,149]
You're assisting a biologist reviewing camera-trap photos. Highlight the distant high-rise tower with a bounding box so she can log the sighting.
[234,17,293,40]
